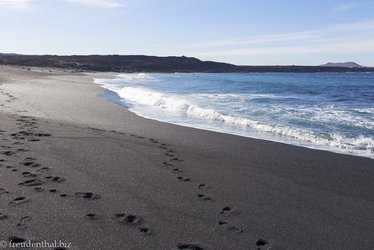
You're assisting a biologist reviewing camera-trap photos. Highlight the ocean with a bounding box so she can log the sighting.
[95,72,374,158]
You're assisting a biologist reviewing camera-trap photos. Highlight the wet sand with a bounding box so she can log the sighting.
[0,65,373,250]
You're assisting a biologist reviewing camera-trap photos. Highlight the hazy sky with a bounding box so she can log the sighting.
[1,0,374,66]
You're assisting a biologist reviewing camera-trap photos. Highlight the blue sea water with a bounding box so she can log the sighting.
[95,73,374,158]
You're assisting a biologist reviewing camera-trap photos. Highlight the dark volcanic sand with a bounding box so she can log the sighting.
[0,66,373,250]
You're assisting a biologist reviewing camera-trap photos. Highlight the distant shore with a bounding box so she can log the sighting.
[0,65,373,250]
[1,53,374,73]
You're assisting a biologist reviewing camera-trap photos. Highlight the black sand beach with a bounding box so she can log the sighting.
[0,66,373,250]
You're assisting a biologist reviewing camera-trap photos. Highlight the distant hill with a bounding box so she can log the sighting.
[0,54,237,73]
[319,62,363,68]
[1,53,373,73]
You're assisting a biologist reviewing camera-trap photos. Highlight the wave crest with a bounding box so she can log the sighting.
[95,78,374,158]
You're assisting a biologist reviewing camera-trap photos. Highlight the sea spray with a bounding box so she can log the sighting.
[95,72,374,158]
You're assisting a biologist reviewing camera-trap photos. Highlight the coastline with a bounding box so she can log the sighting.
[1,65,373,249]
[95,72,373,159]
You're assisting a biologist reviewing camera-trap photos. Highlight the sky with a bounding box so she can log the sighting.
[1,0,374,66]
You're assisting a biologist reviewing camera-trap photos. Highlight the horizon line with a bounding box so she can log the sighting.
[0,52,371,68]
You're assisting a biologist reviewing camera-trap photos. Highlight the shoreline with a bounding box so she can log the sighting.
[104,88,374,160]
[1,65,373,250]
[95,73,374,160]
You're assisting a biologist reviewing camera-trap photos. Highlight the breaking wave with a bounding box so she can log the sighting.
[94,73,374,158]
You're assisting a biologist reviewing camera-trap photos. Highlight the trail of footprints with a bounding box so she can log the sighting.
[0,116,112,249]
[0,115,270,249]
[0,89,27,113]
[132,134,271,249]
[0,90,17,104]
[0,116,154,248]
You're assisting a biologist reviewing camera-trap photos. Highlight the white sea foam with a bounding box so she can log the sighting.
[94,78,374,158]
[354,107,374,114]
[115,73,156,82]
[309,106,374,130]
[94,73,155,87]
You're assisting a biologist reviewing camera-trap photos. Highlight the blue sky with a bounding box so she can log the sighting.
[1,0,374,66]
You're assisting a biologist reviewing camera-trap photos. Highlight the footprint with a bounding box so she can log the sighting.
[45,176,65,183]
[85,213,100,220]
[37,167,50,172]
[197,194,212,201]
[170,157,184,162]
[163,162,174,167]
[218,221,243,234]
[9,197,30,206]
[11,132,30,137]
[149,138,158,143]
[0,188,9,195]
[8,236,26,243]
[197,184,211,190]
[177,176,191,182]
[256,239,270,250]
[34,187,44,192]
[28,138,40,142]
[131,135,144,139]
[139,227,152,235]
[226,225,243,234]
[18,179,44,187]
[111,213,142,225]
[16,216,31,229]
[74,192,101,200]
[0,213,8,220]
[13,136,25,140]
[22,161,41,168]
[24,157,37,161]
[21,171,39,177]
[220,206,237,217]
[176,243,203,250]
[34,133,51,137]
[17,148,29,152]
[1,151,16,156]
[172,168,182,173]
